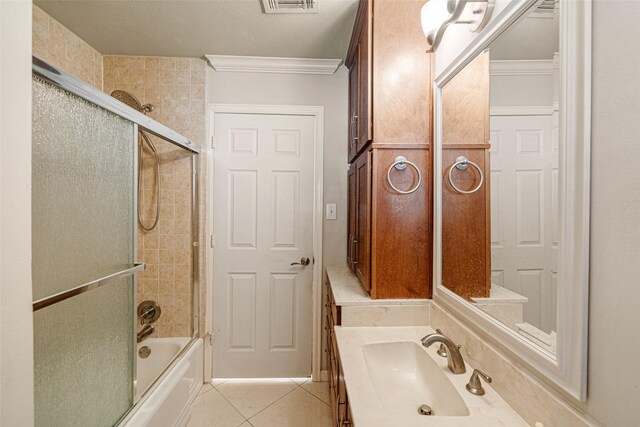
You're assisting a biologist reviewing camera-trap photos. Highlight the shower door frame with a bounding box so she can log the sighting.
[32,56,201,424]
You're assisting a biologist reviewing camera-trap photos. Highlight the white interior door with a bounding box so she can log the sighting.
[213,112,315,378]
[489,114,558,333]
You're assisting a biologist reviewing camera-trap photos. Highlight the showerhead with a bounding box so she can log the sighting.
[111,90,154,114]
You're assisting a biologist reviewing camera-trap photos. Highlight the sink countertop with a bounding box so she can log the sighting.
[334,326,528,427]
[326,266,431,307]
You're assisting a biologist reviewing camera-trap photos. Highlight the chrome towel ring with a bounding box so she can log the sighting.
[387,156,422,195]
[448,156,484,194]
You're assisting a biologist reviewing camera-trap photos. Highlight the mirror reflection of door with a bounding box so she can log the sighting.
[441,2,560,355]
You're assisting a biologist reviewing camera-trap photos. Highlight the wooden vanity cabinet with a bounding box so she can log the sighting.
[345,0,434,299]
[326,283,353,426]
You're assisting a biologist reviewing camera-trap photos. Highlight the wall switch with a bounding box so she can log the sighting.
[326,203,337,220]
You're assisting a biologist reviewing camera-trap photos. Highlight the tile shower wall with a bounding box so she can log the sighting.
[31,6,207,339]
[32,5,102,89]
[103,56,207,338]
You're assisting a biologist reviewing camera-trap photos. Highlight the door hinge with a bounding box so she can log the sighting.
[211,135,215,150]
[210,234,215,248]
[205,331,215,345]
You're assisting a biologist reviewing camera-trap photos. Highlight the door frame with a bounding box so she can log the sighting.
[205,104,325,381]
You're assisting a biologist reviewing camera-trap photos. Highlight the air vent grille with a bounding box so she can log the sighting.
[531,0,557,16]
[261,0,318,14]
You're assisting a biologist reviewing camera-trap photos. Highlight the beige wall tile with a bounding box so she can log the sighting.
[159,57,176,70]
[100,52,208,338]
[33,6,102,89]
[175,58,191,70]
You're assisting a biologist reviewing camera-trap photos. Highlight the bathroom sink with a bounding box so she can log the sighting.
[362,341,470,417]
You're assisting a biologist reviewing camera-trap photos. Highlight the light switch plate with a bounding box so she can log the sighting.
[326,203,337,220]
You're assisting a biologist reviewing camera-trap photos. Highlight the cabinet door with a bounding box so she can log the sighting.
[337,358,349,426]
[355,151,371,292]
[347,163,357,271]
[357,0,372,152]
[347,46,360,163]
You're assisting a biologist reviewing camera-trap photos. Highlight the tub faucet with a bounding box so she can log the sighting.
[137,324,154,343]
[421,332,466,374]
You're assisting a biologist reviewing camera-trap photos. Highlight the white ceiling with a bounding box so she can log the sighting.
[35,0,359,60]
[489,15,560,60]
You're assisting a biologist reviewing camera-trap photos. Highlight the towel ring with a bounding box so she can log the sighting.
[448,156,484,194]
[387,156,422,195]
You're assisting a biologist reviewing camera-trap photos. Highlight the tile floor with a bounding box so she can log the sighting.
[186,378,333,427]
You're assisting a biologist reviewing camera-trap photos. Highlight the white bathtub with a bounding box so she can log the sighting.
[122,338,203,427]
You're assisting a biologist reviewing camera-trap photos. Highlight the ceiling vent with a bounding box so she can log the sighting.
[261,0,318,14]
[529,0,558,18]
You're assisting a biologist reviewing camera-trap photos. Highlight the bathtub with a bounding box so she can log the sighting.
[122,337,203,427]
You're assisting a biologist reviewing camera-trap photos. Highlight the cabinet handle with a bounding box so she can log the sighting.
[350,239,358,267]
[350,114,359,145]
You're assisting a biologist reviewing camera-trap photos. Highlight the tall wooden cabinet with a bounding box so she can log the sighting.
[441,52,491,300]
[346,0,434,299]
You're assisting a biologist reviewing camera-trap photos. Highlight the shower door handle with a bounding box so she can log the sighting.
[291,257,311,266]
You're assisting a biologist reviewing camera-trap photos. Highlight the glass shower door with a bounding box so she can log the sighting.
[32,77,137,426]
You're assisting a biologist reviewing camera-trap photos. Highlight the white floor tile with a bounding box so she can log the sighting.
[248,387,332,427]
[211,378,228,388]
[300,380,331,405]
[198,383,214,395]
[290,377,311,385]
[186,388,246,427]
[216,379,298,419]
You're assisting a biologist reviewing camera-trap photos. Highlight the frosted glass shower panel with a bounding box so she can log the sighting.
[32,77,135,300]
[34,276,135,426]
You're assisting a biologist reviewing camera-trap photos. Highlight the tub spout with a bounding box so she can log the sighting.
[137,325,154,343]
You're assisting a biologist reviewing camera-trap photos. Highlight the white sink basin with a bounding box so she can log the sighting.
[362,341,470,417]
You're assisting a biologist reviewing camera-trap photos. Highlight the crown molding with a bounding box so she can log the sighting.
[205,55,342,75]
[490,59,555,76]
[490,105,555,116]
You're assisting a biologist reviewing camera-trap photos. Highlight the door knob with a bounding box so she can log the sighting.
[291,257,311,266]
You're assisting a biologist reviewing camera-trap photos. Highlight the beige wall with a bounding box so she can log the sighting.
[33,5,102,89]
[1,1,34,425]
[206,68,349,369]
[585,1,640,425]
[104,55,208,338]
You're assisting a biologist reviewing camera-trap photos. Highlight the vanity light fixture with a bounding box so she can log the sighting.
[421,0,495,52]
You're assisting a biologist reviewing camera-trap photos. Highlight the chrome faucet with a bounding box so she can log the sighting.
[421,332,466,374]
[137,324,154,343]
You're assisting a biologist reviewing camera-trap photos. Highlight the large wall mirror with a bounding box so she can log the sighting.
[433,0,591,401]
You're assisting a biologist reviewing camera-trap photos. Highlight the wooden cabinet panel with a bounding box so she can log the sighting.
[347,164,357,270]
[442,148,490,299]
[442,52,489,146]
[355,151,371,291]
[371,147,432,299]
[348,46,360,163]
[441,52,491,299]
[357,2,372,150]
[372,0,432,145]
[326,282,348,427]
